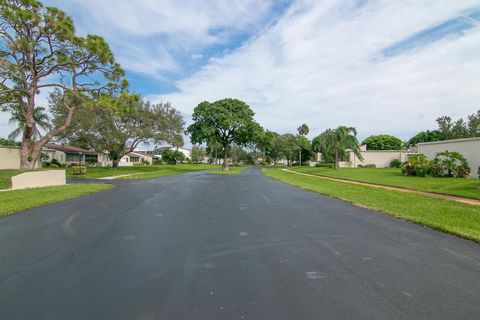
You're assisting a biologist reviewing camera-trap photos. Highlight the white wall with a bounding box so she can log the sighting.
[11,170,66,190]
[418,137,480,178]
[0,146,41,169]
[0,146,22,169]
[349,151,407,168]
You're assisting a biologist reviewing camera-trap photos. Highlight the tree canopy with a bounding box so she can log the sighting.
[312,126,363,169]
[408,110,480,145]
[361,135,403,150]
[187,98,258,170]
[0,0,126,168]
[53,93,184,167]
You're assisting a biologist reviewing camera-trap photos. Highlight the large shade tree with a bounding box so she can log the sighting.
[0,0,125,168]
[187,98,258,171]
[53,93,184,168]
[312,126,363,169]
[278,133,297,166]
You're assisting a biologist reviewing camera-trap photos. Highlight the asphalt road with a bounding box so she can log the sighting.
[1,168,479,320]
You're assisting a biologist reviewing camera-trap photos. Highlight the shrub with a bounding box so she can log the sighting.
[50,158,61,166]
[72,166,87,175]
[162,150,185,165]
[432,151,470,178]
[358,164,376,168]
[86,157,97,166]
[389,159,402,168]
[315,162,335,169]
[430,162,444,177]
[153,159,162,165]
[402,154,431,177]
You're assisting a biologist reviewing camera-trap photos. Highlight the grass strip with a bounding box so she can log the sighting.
[291,167,480,200]
[263,168,480,242]
[67,164,219,179]
[0,183,113,216]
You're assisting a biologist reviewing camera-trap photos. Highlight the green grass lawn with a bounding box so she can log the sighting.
[263,168,480,242]
[291,167,480,200]
[0,183,113,216]
[209,166,248,175]
[67,164,219,179]
[118,164,217,180]
[0,169,29,189]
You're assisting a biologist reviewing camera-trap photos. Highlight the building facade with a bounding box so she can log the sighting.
[119,151,154,166]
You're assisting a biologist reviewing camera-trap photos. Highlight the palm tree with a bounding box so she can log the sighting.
[297,123,309,165]
[312,126,363,169]
[297,123,309,136]
[171,133,184,151]
[8,106,51,141]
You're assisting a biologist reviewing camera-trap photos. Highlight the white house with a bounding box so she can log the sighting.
[119,151,154,166]
[43,144,112,167]
[418,137,480,178]
[0,144,110,169]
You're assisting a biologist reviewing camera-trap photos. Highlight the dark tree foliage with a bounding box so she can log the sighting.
[362,135,403,150]
[187,98,259,171]
[408,110,480,145]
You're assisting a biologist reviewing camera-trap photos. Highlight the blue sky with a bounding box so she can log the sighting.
[1,0,480,142]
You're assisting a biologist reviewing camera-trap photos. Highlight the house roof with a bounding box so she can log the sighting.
[44,144,97,155]
[127,151,153,158]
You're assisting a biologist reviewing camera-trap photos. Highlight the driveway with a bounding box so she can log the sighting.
[1,168,479,319]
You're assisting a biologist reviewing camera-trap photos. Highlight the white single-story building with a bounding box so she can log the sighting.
[312,145,415,168]
[44,144,111,167]
[418,137,480,178]
[119,151,154,166]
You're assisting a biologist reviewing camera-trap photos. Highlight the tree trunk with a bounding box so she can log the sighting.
[20,139,35,169]
[112,159,120,168]
[20,137,47,169]
[299,149,302,166]
[223,144,229,171]
[20,99,77,169]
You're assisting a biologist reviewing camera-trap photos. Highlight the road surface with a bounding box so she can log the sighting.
[1,168,479,319]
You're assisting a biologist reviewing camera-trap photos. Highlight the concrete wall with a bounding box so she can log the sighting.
[0,146,22,169]
[11,170,66,190]
[418,137,480,178]
[312,150,410,168]
[348,150,409,168]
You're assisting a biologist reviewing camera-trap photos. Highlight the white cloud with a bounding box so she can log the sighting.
[44,0,281,77]
[151,0,480,140]
[2,0,479,142]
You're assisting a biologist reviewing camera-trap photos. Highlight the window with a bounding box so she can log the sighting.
[130,156,140,162]
[65,153,81,162]
[85,154,98,163]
